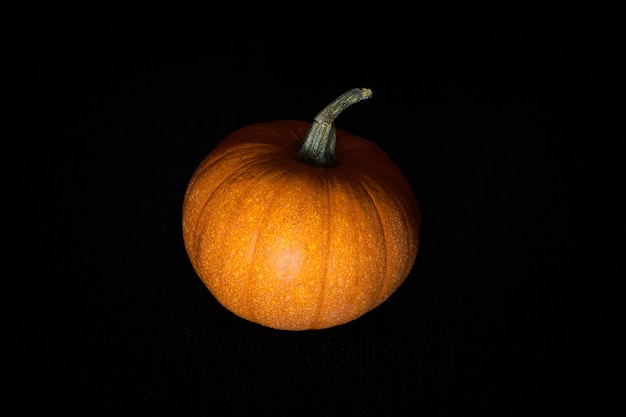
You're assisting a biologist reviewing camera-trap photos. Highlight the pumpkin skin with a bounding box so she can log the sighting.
[182,90,420,330]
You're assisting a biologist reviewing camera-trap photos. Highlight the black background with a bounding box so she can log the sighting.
[6,9,622,416]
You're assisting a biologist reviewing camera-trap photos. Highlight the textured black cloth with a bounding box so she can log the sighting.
[6,9,620,416]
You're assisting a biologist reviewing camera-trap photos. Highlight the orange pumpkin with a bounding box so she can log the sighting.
[182,88,420,330]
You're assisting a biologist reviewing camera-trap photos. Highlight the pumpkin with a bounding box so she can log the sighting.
[182,88,420,330]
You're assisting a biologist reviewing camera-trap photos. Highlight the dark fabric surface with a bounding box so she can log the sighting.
[6,9,621,416]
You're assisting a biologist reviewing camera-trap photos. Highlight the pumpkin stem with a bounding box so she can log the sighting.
[296,88,372,167]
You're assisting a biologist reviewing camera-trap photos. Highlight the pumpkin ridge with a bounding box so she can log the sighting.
[381,170,419,273]
[191,154,288,258]
[310,167,332,329]
[359,170,419,303]
[221,158,294,321]
[339,168,390,310]
[193,143,284,189]
[243,162,307,325]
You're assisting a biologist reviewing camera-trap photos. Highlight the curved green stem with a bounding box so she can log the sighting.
[296,88,372,167]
